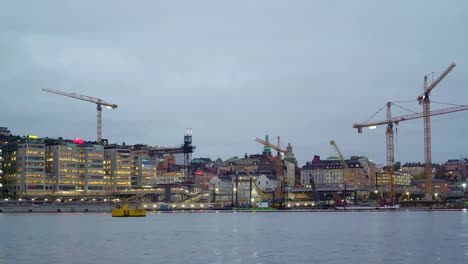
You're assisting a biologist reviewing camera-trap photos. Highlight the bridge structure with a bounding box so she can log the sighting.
[16,184,210,203]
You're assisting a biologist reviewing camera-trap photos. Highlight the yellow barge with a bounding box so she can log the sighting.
[112,204,146,217]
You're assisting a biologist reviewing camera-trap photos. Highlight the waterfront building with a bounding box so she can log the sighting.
[208,173,276,205]
[376,170,413,186]
[347,156,375,186]
[2,141,49,197]
[301,156,343,187]
[131,148,157,188]
[78,144,108,192]
[301,155,374,188]
[104,146,132,191]
[46,144,81,191]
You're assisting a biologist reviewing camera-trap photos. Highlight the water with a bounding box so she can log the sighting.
[0,211,467,264]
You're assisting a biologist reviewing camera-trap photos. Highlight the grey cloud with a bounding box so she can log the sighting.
[1,0,468,165]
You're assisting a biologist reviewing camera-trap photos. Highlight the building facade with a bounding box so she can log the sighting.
[46,144,81,191]
[131,149,157,188]
[78,145,108,191]
[2,141,49,197]
[301,155,374,188]
[105,146,132,191]
[376,171,413,186]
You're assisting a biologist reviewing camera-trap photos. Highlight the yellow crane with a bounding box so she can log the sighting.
[244,165,270,204]
[42,88,117,143]
[329,140,352,186]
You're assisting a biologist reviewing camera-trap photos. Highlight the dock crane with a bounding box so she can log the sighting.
[42,88,117,143]
[354,102,468,200]
[417,62,456,200]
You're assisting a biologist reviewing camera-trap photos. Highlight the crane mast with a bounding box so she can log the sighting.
[385,102,395,201]
[417,63,456,200]
[42,88,117,143]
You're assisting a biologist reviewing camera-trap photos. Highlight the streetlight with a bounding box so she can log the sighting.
[235,171,239,208]
[211,183,216,203]
[249,174,253,208]
[462,183,466,193]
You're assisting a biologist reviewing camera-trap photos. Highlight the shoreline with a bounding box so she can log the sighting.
[1,206,466,214]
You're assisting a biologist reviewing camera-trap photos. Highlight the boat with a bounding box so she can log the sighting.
[111,204,146,217]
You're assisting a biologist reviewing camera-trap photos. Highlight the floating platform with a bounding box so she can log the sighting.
[112,204,146,217]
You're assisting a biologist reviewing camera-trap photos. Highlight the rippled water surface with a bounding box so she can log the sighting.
[1,211,467,264]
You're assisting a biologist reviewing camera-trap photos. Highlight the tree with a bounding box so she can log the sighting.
[435,166,446,178]
[394,161,401,172]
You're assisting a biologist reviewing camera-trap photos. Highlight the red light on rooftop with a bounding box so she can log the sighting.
[73,138,84,144]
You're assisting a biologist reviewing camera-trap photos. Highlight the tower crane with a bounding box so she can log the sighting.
[255,136,287,176]
[354,102,468,200]
[255,135,287,207]
[42,88,117,143]
[417,62,456,200]
[329,140,352,186]
[330,140,355,206]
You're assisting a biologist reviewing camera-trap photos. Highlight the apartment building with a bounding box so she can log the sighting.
[301,155,374,188]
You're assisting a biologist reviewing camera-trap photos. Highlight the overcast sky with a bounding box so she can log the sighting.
[1,1,468,165]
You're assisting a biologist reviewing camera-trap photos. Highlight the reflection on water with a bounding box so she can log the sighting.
[0,211,467,264]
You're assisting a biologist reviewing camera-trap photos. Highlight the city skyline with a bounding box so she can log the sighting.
[1,1,468,165]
